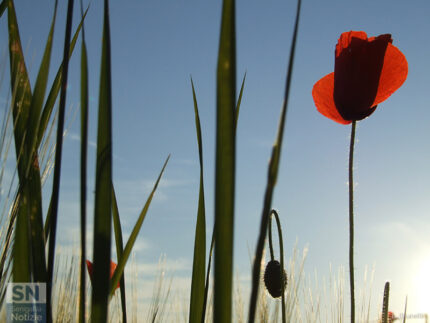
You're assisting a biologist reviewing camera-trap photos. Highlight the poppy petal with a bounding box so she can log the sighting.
[110,261,120,289]
[86,260,94,283]
[335,31,367,57]
[312,73,351,125]
[372,43,408,106]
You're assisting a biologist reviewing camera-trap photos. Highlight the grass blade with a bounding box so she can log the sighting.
[198,71,244,323]
[46,0,75,320]
[78,0,88,321]
[37,6,89,151]
[7,0,36,284]
[24,0,59,286]
[189,78,206,323]
[111,184,127,323]
[43,7,88,240]
[27,0,58,165]
[247,0,301,322]
[109,155,170,297]
[214,0,236,321]
[90,0,113,321]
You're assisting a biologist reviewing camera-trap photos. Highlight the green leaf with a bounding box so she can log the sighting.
[7,0,32,175]
[247,1,301,322]
[189,78,206,323]
[111,184,127,323]
[25,0,59,285]
[195,70,244,323]
[109,155,170,297]
[214,0,236,321]
[90,0,113,321]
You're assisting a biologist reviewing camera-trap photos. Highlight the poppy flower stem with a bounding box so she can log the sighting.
[267,209,286,323]
[349,120,356,323]
[268,212,275,262]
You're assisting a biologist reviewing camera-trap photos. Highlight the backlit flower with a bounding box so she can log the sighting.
[312,31,408,124]
[86,259,120,289]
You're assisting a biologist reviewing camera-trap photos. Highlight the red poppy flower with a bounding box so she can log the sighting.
[312,31,408,124]
[86,259,120,289]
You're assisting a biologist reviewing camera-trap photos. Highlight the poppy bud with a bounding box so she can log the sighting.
[86,259,120,290]
[264,259,287,298]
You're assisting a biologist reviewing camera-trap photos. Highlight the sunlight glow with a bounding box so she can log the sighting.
[414,252,430,316]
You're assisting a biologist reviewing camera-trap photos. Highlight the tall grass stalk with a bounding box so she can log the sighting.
[214,0,236,321]
[248,0,301,321]
[189,78,206,323]
[90,0,113,320]
[47,1,75,320]
[8,0,44,285]
[78,0,89,321]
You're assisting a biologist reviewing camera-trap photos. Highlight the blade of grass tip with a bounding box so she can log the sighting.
[78,0,88,321]
[37,6,89,152]
[214,0,236,321]
[90,0,112,321]
[247,1,301,322]
[109,155,170,297]
[7,0,34,284]
[26,0,58,173]
[189,78,206,323]
[46,0,74,321]
[0,0,6,17]
[234,71,246,131]
[111,184,127,323]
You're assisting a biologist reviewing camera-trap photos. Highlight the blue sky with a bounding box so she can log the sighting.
[1,0,430,319]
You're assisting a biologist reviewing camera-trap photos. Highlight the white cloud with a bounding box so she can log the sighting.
[67,132,97,148]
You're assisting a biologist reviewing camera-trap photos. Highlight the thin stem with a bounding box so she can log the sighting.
[268,215,274,261]
[269,210,286,323]
[47,0,74,321]
[79,1,88,322]
[349,120,356,323]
